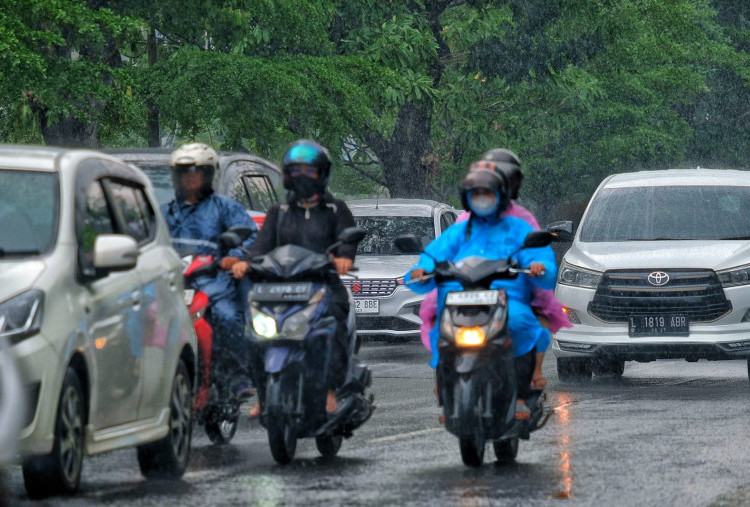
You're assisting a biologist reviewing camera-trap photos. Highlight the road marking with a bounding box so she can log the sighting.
[369,427,443,444]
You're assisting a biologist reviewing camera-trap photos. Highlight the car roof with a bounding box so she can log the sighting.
[346,198,449,217]
[0,145,129,173]
[106,147,278,166]
[603,168,750,188]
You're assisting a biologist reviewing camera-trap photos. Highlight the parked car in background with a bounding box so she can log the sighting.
[554,169,750,382]
[0,145,197,498]
[107,148,282,228]
[345,199,459,340]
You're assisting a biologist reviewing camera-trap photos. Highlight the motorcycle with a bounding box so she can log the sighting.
[396,226,567,467]
[175,227,255,445]
[244,227,375,464]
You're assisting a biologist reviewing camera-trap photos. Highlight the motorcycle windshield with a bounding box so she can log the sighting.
[452,256,510,284]
[256,244,330,279]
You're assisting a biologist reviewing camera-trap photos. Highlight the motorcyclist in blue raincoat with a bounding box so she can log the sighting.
[406,160,557,418]
[162,142,257,364]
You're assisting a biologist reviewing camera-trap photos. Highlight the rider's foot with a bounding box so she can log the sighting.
[530,375,547,390]
[438,413,445,424]
[515,400,531,420]
[326,390,339,413]
[248,401,261,419]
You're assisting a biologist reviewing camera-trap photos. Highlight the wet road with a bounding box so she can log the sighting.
[6,342,750,506]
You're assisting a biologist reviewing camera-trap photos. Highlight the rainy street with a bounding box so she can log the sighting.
[5,341,750,506]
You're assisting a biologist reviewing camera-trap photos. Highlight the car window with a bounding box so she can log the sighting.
[440,211,456,232]
[0,169,59,255]
[139,165,174,206]
[354,216,435,255]
[105,179,156,244]
[580,185,750,242]
[77,179,116,277]
[227,173,278,212]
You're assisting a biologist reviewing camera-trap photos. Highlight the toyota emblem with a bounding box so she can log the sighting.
[351,282,362,294]
[647,271,670,286]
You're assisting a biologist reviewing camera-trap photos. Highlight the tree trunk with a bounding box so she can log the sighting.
[147,26,160,147]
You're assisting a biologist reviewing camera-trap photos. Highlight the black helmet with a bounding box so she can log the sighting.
[282,139,332,199]
[460,160,510,216]
[482,148,522,200]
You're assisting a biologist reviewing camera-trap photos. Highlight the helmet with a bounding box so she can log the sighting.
[282,139,332,199]
[170,143,219,201]
[460,160,510,216]
[482,148,522,200]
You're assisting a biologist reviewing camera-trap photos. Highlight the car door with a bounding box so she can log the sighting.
[75,162,144,430]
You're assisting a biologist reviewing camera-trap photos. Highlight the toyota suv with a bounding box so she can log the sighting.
[553,169,750,382]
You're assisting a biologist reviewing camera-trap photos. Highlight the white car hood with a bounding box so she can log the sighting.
[0,260,46,299]
[565,240,750,272]
[353,255,419,279]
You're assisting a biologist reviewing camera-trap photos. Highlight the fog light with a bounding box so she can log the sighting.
[563,306,581,324]
[557,341,595,352]
[724,341,750,349]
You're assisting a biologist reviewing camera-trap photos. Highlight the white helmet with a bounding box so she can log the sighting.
[170,143,219,201]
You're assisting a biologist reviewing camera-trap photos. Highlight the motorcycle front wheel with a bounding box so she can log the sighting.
[265,373,297,464]
[493,437,519,463]
[456,375,485,467]
[204,411,239,445]
[315,433,343,458]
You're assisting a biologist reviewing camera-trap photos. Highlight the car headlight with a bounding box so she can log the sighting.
[0,290,44,344]
[717,264,750,287]
[252,310,277,338]
[558,262,602,289]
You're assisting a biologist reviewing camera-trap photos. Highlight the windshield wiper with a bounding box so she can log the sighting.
[0,248,42,257]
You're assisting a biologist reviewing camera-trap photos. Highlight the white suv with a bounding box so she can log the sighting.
[553,169,750,382]
[0,146,197,498]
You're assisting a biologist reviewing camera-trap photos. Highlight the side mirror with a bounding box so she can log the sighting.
[338,226,367,245]
[546,220,575,242]
[218,226,254,249]
[394,234,424,254]
[93,234,139,274]
[522,231,554,249]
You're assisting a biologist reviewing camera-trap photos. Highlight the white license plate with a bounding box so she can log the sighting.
[354,299,379,314]
[183,289,195,306]
[445,290,501,305]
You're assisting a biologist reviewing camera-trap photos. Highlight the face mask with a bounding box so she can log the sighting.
[468,192,499,217]
[291,175,319,199]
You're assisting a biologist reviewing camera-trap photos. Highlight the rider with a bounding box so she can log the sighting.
[231,139,357,415]
[162,142,258,401]
[406,159,558,419]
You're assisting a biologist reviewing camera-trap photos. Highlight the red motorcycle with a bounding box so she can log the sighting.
[177,229,254,444]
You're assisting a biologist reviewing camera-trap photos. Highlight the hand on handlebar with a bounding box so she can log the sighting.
[220,256,241,270]
[410,268,429,283]
[333,257,353,275]
[528,262,546,277]
[232,261,250,278]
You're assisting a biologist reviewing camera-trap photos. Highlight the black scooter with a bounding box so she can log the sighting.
[396,223,571,467]
[245,227,374,464]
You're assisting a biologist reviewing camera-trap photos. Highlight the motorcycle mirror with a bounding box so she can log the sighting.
[545,220,575,242]
[218,231,243,249]
[394,235,423,254]
[522,231,554,249]
[338,226,367,244]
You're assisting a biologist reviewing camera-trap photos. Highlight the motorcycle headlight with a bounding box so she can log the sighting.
[252,310,278,338]
[558,262,602,289]
[718,264,750,287]
[0,290,44,344]
[455,326,486,347]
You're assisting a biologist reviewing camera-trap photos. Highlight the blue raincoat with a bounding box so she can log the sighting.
[162,193,257,343]
[405,215,557,368]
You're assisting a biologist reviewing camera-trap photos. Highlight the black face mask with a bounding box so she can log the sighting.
[290,175,319,199]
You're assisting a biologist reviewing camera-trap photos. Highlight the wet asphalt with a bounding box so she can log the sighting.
[5,341,750,506]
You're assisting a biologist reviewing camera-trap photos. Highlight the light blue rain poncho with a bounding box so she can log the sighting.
[405,214,558,368]
[162,193,257,341]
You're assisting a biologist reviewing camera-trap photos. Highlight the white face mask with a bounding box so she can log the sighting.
[469,193,499,217]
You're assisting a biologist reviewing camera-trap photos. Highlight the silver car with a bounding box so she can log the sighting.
[0,145,197,498]
[346,199,459,340]
[554,169,750,382]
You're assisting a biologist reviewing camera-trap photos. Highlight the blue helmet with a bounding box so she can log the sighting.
[282,139,332,196]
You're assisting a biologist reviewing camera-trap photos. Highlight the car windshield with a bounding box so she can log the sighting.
[0,169,60,256]
[580,185,750,242]
[354,215,435,255]
[140,165,174,206]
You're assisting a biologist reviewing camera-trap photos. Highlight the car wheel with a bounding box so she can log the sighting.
[137,359,192,479]
[557,357,592,383]
[22,367,85,499]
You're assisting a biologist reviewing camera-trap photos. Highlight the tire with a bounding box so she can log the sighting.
[456,375,485,468]
[204,414,239,445]
[315,434,343,458]
[137,360,192,479]
[493,438,519,464]
[265,374,297,465]
[22,367,85,499]
[557,357,593,383]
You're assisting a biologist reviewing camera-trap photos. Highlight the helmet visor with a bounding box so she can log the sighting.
[283,144,322,165]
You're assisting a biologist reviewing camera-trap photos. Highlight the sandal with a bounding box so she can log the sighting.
[515,400,531,420]
[248,401,261,419]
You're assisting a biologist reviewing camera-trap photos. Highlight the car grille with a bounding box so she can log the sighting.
[355,316,420,331]
[343,278,398,297]
[588,269,731,323]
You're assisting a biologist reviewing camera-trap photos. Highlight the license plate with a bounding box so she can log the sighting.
[445,290,503,306]
[628,315,688,337]
[354,299,379,314]
[251,282,313,302]
[183,289,195,306]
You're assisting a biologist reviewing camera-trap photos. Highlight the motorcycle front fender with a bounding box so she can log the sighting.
[264,347,304,373]
[455,351,480,373]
